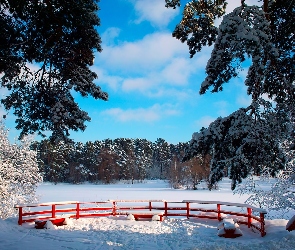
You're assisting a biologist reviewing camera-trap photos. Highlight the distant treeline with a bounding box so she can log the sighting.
[32,138,211,189]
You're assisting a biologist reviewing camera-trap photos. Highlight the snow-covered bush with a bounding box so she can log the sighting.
[234,170,295,219]
[0,121,42,219]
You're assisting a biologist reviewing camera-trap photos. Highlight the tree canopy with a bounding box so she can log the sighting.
[167,0,295,189]
[0,0,108,142]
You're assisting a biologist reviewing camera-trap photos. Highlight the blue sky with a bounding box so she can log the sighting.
[1,0,260,144]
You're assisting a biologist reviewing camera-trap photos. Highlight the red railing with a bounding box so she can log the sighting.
[14,199,267,237]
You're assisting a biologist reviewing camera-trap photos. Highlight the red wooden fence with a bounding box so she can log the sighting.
[14,199,267,237]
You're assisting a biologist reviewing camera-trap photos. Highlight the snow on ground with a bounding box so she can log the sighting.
[1,179,295,250]
[36,179,249,203]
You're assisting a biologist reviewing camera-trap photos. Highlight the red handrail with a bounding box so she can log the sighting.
[14,199,267,237]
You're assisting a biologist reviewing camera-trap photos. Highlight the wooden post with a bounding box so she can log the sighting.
[112,201,116,216]
[18,207,23,225]
[260,213,266,237]
[247,207,252,228]
[149,201,152,211]
[217,204,221,221]
[186,202,190,219]
[164,201,168,216]
[52,204,56,218]
[76,203,80,219]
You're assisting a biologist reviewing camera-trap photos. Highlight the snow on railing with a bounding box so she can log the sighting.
[14,199,267,237]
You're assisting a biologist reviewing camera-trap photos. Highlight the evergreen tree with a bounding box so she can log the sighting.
[64,142,85,183]
[152,138,171,179]
[168,0,295,189]
[134,139,153,181]
[47,140,70,183]
[34,139,53,182]
[113,138,137,182]
[0,0,108,141]
[184,104,287,190]
[97,146,120,184]
[81,141,102,183]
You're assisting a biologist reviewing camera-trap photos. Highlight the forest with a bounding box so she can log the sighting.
[32,137,211,189]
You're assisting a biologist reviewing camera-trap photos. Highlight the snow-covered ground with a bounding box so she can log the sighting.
[1,179,295,250]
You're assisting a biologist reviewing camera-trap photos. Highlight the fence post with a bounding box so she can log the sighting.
[164,201,168,216]
[260,212,266,237]
[76,203,80,219]
[112,201,116,216]
[149,201,152,211]
[52,204,56,218]
[217,204,221,221]
[247,208,252,228]
[18,207,23,225]
[186,202,190,219]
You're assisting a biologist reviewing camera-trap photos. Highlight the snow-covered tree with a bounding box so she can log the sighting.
[97,146,120,184]
[134,139,153,181]
[40,140,70,183]
[184,103,288,190]
[0,0,108,141]
[169,0,294,189]
[152,138,172,179]
[80,141,101,183]
[0,121,42,219]
[234,168,295,219]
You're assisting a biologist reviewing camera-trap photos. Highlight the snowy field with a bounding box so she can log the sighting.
[1,179,295,250]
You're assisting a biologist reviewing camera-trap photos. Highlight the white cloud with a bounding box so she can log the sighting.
[161,57,193,86]
[95,6,217,100]
[147,87,195,101]
[131,0,179,28]
[97,32,188,73]
[101,27,121,46]
[195,115,216,129]
[94,68,123,91]
[120,70,191,95]
[122,77,152,92]
[101,103,179,122]
[93,64,199,101]
[96,29,212,97]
